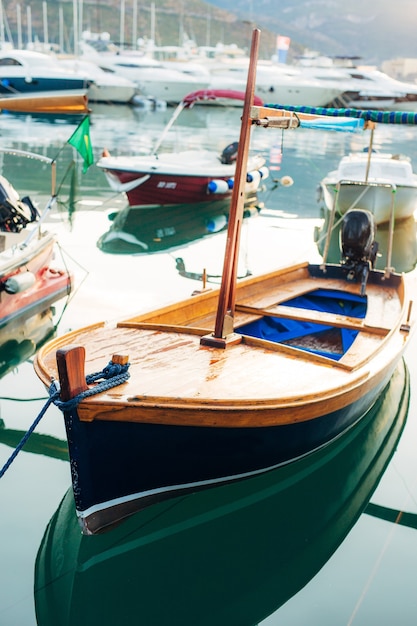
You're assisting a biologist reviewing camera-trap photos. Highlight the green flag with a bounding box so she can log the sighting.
[67,115,94,173]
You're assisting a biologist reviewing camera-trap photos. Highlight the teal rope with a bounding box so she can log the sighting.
[0,360,130,478]
[0,392,59,478]
[264,104,417,125]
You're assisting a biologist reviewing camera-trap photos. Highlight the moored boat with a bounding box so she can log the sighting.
[33,358,410,624]
[0,91,89,115]
[319,149,417,225]
[0,151,72,328]
[96,89,269,209]
[33,30,416,535]
[0,49,91,96]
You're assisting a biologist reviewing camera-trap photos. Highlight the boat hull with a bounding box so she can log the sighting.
[0,231,72,327]
[0,76,88,96]
[34,261,414,534]
[34,359,409,624]
[96,152,267,208]
[62,365,399,534]
[321,180,417,224]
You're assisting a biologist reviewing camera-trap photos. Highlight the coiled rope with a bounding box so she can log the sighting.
[0,359,130,478]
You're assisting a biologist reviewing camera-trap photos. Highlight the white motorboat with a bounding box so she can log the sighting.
[319,149,417,225]
[79,40,210,105]
[0,49,90,96]
[57,58,137,104]
[296,55,417,111]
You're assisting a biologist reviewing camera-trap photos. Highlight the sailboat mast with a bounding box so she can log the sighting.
[201,28,260,347]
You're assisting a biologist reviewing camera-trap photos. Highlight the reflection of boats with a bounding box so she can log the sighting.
[0,311,55,377]
[0,308,56,378]
[0,151,72,328]
[33,359,410,625]
[34,31,416,535]
[96,90,269,209]
[319,150,417,225]
[97,200,262,254]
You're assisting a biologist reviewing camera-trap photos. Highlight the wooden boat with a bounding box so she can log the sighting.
[34,30,416,535]
[318,148,417,226]
[0,151,72,328]
[0,92,89,115]
[33,359,409,624]
[95,89,269,208]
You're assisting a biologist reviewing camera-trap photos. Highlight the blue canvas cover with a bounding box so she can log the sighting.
[239,289,367,361]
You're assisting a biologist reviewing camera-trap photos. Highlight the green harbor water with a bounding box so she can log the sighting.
[1,102,417,625]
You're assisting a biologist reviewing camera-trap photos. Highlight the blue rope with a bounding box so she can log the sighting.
[0,360,130,478]
[0,392,59,478]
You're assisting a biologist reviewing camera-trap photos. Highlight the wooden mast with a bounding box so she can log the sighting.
[200,28,260,348]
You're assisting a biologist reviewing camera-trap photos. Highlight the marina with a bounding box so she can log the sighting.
[1,65,417,624]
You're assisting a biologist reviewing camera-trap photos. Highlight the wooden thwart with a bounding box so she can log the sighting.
[235,303,391,336]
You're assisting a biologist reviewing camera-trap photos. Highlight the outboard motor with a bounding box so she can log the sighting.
[220,142,239,164]
[0,175,38,233]
[340,209,378,296]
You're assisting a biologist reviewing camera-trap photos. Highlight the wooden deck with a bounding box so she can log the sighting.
[34,262,413,427]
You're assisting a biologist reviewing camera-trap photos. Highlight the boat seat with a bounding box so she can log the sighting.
[235,303,391,336]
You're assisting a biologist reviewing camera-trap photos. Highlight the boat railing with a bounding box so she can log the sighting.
[0,148,57,248]
[320,179,397,278]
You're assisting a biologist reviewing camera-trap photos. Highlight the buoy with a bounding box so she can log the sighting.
[246,170,261,184]
[280,175,294,187]
[207,179,230,194]
[259,166,269,180]
[206,215,228,233]
[4,272,36,294]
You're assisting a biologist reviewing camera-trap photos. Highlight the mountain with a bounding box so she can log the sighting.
[3,0,415,66]
[206,0,417,65]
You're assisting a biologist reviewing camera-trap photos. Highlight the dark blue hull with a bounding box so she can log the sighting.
[0,76,88,95]
[63,367,395,533]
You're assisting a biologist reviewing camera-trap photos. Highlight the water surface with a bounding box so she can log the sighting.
[1,102,417,625]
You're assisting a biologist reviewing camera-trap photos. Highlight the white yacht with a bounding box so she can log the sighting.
[296,55,417,111]
[57,57,137,104]
[79,39,210,105]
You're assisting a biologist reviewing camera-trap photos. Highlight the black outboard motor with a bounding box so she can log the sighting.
[340,209,378,296]
[220,141,239,164]
[0,175,38,233]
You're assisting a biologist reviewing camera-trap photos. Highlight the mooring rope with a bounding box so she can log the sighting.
[0,360,130,478]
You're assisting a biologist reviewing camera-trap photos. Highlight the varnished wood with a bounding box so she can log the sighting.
[111,354,129,365]
[213,28,260,340]
[56,346,88,402]
[0,93,89,114]
[235,303,391,335]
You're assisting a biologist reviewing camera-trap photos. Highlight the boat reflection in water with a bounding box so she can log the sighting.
[0,308,57,379]
[315,213,417,273]
[97,198,262,254]
[34,359,409,626]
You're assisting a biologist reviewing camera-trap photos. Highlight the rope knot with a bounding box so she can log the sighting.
[50,358,131,412]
